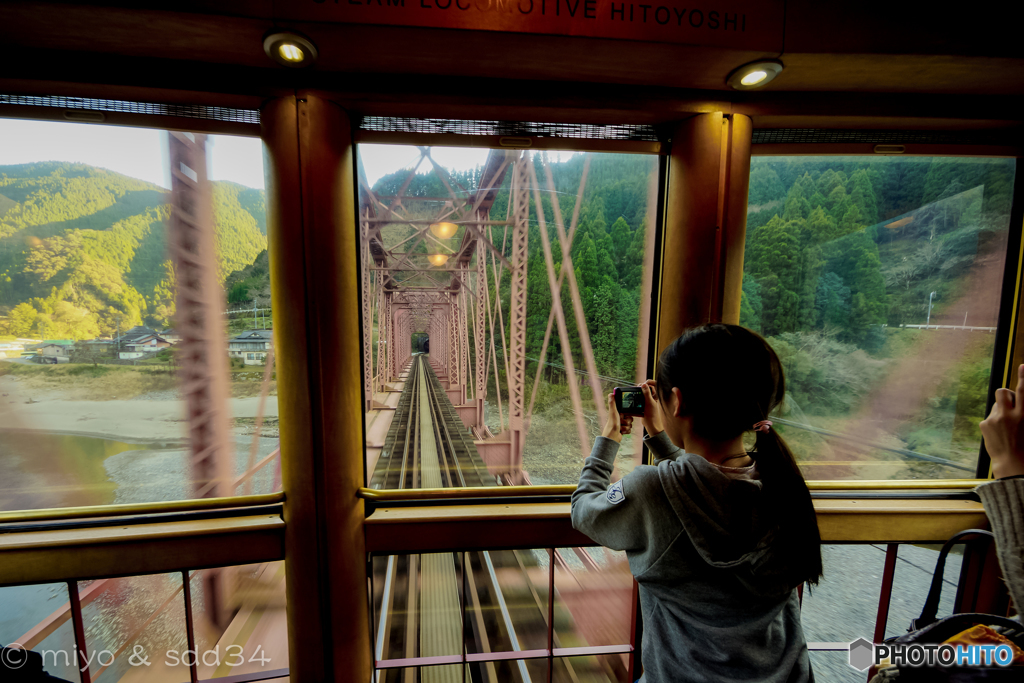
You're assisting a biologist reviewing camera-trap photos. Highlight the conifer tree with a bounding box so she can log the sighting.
[621,221,646,290]
[609,217,632,275]
[746,215,802,335]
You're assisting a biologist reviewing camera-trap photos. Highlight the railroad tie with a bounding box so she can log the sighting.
[417,359,462,683]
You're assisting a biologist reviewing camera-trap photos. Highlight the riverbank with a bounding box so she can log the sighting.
[0,361,275,399]
[0,374,278,441]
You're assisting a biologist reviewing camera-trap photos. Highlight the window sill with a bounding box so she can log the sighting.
[0,513,284,586]
[363,499,988,553]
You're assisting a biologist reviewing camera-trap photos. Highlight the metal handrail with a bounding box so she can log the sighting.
[0,492,285,525]
[357,477,988,502]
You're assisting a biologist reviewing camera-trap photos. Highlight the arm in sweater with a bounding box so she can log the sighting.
[571,436,679,558]
[976,477,1024,615]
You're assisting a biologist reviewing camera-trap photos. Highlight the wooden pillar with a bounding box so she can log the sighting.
[263,93,370,682]
[720,114,753,325]
[656,113,753,351]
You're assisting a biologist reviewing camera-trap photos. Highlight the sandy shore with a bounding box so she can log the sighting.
[0,375,278,442]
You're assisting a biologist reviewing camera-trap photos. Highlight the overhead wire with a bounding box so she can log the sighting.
[524,355,634,386]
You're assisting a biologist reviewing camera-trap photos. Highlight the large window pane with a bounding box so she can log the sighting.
[370,547,631,682]
[0,119,279,511]
[742,156,1015,479]
[0,565,286,683]
[0,562,287,683]
[357,145,658,489]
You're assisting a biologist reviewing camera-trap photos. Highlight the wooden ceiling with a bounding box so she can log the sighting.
[1,0,1023,129]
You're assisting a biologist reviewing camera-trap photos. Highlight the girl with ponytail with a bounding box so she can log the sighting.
[572,324,822,683]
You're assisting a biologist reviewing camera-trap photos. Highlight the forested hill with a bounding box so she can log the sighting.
[741,156,1015,344]
[739,156,1015,462]
[0,162,267,339]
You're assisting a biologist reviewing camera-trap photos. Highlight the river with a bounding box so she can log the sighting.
[1,429,280,682]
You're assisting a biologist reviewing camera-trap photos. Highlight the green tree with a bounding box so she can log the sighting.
[814,272,850,330]
[609,217,632,276]
[829,231,888,343]
[847,169,879,226]
[590,281,621,376]
[149,260,176,328]
[746,215,802,335]
[48,300,99,340]
[621,220,646,290]
[797,245,825,329]
[8,301,37,336]
[616,288,640,379]
[747,164,785,206]
[804,206,839,245]
[739,277,763,332]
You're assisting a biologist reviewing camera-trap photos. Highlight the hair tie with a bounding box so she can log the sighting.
[752,420,773,433]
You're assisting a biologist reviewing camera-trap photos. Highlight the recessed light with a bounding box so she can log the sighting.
[740,70,768,86]
[278,44,304,63]
[727,60,783,90]
[263,31,318,68]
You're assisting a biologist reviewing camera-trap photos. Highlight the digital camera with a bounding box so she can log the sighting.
[614,386,645,416]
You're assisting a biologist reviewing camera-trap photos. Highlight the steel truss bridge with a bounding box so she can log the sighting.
[361,147,649,487]
[359,148,641,681]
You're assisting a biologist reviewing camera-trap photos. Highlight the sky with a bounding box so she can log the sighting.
[358,144,579,187]
[0,119,265,189]
[0,119,579,190]
[358,144,490,187]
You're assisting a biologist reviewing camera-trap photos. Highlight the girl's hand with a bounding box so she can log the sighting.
[601,392,633,443]
[640,380,665,436]
[980,363,1024,479]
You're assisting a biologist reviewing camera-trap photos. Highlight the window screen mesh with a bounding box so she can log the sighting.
[752,128,1014,145]
[359,116,661,142]
[0,94,260,125]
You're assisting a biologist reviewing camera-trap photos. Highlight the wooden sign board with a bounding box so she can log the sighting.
[275,0,784,51]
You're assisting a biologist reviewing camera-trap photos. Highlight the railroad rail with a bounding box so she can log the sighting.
[370,356,600,682]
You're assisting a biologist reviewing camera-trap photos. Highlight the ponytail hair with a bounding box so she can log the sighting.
[751,420,824,586]
[657,324,823,587]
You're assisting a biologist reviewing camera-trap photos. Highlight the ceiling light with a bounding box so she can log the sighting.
[427,254,449,267]
[740,70,768,86]
[278,44,304,63]
[263,31,318,68]
[429,222,458,240]
[726,60,783,90]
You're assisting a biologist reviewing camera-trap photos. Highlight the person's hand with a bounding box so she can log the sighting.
[601,392,633,443]
[980,363,1024,479]
[639,380,665,436]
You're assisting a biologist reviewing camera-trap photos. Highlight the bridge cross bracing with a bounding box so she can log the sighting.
[361,147,619,486]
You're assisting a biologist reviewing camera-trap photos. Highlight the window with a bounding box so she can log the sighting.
[0,562,288,682]
[0,118,279,512]
[356,143,658,681]
[369,546,633,680]
[741,156,1016,480]
[357,144,660,489]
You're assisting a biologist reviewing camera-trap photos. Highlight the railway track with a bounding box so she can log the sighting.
[370,356,563,683]
[370,354,490,490]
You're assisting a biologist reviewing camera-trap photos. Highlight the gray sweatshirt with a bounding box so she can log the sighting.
[571,432,813,683]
